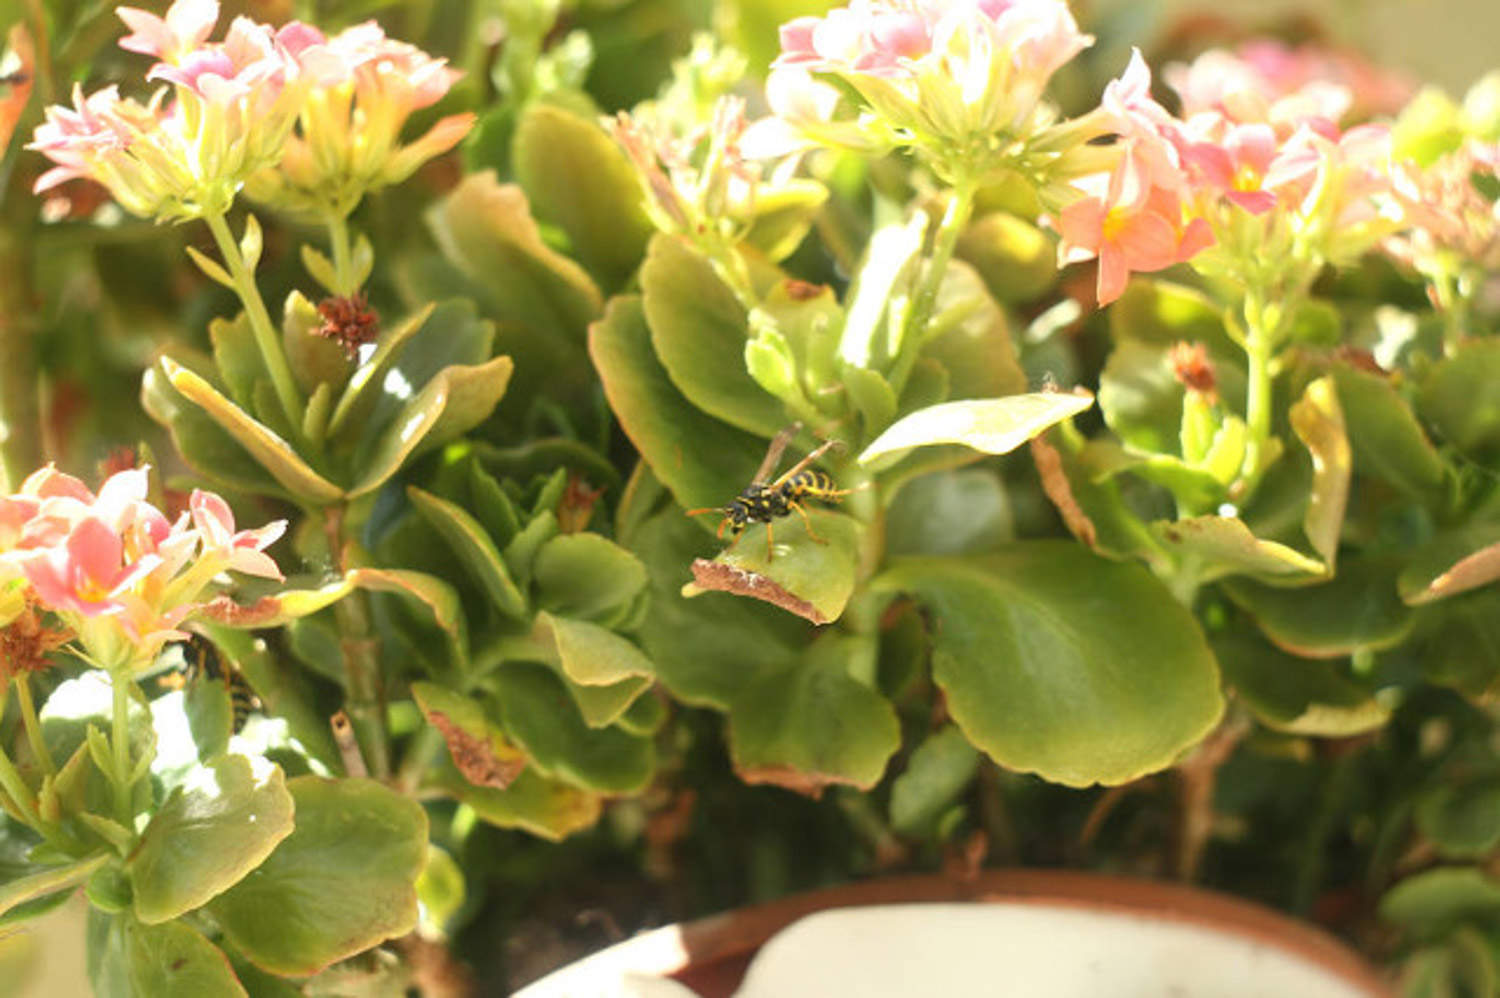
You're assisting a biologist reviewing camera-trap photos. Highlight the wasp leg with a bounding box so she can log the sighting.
[765,520,776,561]
[791,501,830,545]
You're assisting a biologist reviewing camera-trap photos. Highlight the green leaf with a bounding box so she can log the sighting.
[426,172,602,343]
[1332,365,1444,498]
[533,533,648,624]
[126,918,248,997]
[631,511,805,709]
[728,634,900,795]
[859,393,1095,467]
[589,294,769,511]
[1215,634,1390,736]
[197,578,355,630]
[1109,279,1237,355]
[128,755,295,924]
[843,365,898,438]
[348,568,466,653]
[1288,376,1350,570]
[281,291,352,397]
[886,467,1012,557]
[642,234,786,438]
[539,612,654,687]
[889,725,982,836]
[0,852,110,922]
[876,544,1224,787]
[1223,557,1415,658]
[325,303,436,441]
[415,845,465,938]
[954,210,1057,304]
[1151,516,1326,583]
[840,213,925,369]
[513,102,654,290]
[1098,339,1181,454]
[1418,338,1500,467]
[1420,589,1500,696]
[924,261,1027,402]
[448,767,602,841]
[491,665,655,793]
[1418,778,1500,859]
[299,245,337,294]
[185,245,234,288]
[141,365,288,498]
[690,510,861,625]
[210,313,266,407]
[408,486,527,619]
[347,356,514,498]
[1398,523,1500,605]
[411,682,527,789]
[162,358,342,503]
[209,777,428,977]
[1381,868,1500,937]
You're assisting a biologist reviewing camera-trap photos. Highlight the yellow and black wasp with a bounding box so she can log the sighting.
[172,633,260,734]
[686,424,854,561]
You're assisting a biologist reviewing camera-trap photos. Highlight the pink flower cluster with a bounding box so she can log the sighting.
[766,0,1091,169]
[0,466,284,667]
[28,0,468,222]
[1057,47,1398,304]
[245,19,473,217]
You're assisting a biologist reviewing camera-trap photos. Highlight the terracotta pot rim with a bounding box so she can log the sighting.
[515,869,1394,998]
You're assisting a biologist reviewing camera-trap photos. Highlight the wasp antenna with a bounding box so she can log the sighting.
[683,507,723,517]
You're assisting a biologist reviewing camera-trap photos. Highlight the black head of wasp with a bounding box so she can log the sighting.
[167,633,260,734]
[685,423,855,561]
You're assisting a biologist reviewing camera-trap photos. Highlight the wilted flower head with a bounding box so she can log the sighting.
[0,465,286,671]
[769,0,1092,178]
[29,0,314,221]
[245,20,474,220]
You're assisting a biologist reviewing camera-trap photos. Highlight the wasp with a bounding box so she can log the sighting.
[686,424,854,561]
[172,634,260,734]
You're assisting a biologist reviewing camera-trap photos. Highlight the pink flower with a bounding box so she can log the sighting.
[117,0,219,62]
[189,490,286,580]
[1057,152,1213,305]
[28,85,136,193]
[17,517,161,619]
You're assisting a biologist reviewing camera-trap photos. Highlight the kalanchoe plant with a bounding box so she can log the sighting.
[6,0,1500,993]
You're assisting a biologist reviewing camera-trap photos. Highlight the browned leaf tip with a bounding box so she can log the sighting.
[1029,433,1098,548]
[428,709,526,790]
[197,594,283,627]
[689,559,829,625]
[735,765,838,799]
[782,279,825,301]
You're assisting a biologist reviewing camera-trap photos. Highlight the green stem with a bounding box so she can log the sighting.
[202,211,303,432]
[889,178,978,398]
[14,679,54,778]
[324,505,391,779]
[0,229,42,489]
[1238,286,1276,491]
[110,671,133,824]
[326,213,356,296]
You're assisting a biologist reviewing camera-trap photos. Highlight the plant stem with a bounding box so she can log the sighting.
[324,504,390,779]
[111,670,133,824]
[0,229,41,489]
[202,211,303,432]
[1238,285,1276,491]
[326,213,356,296]
[889,177,978,398]
[14,679,54,778]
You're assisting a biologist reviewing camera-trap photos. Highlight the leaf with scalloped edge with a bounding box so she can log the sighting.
[1289,375,1350,570]
[1399,524,1500,605]
[129,755,294,924]
[208,777,427,977]
[1215,634,1389,736]
[642,234,786,438]
[325,304,437,440]
[688,511,860,625]
[728,633,898,796]
[408,486,527,619]
[162,358,343,502]
[590,295,769,511]
[1152,515,1326,583]
[196,579,354,630]
[412,682,526,790]
[1223,557,1415,658]
[142,365,289,498]
[875,543,1224,787]
[443,767,602,841]
[347,356,513,497]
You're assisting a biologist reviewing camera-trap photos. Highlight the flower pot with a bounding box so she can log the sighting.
[514,870,1392,998]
